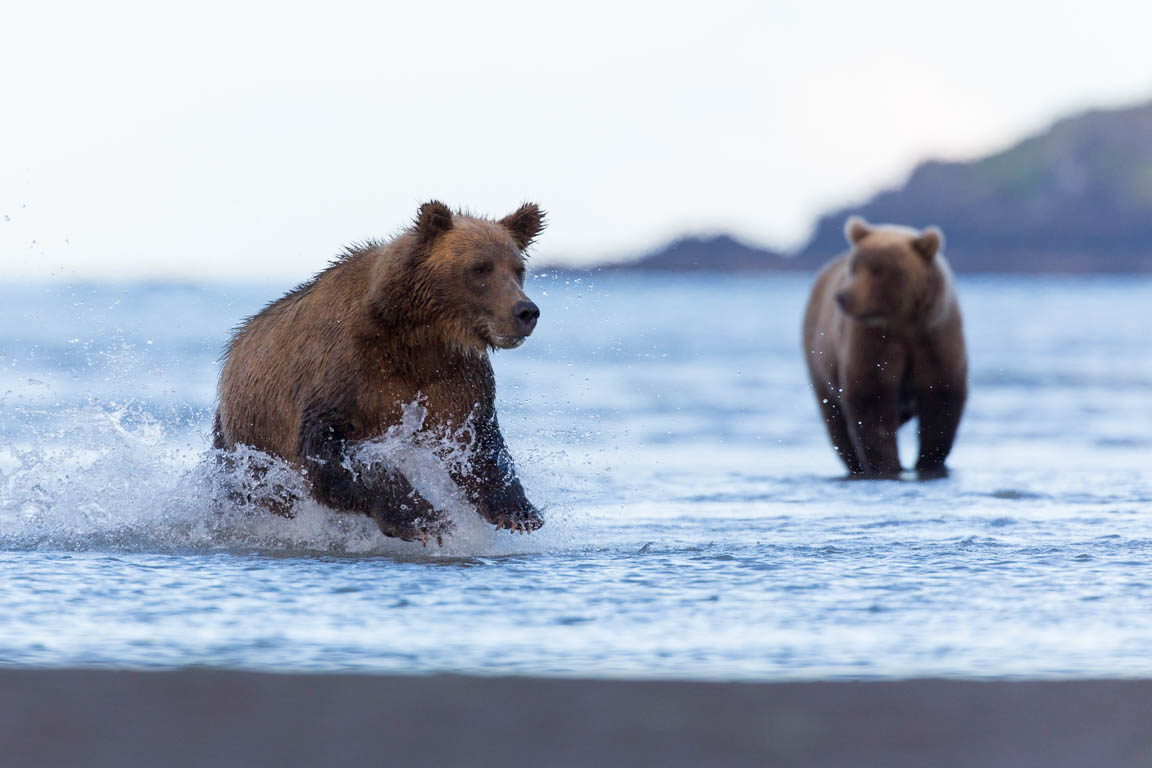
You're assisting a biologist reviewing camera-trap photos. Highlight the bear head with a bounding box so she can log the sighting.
[375,201,546,353]
[833,216,946,328]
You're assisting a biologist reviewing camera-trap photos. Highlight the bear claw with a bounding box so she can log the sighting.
[415,530,445,548]
[490,509,544,534]
[374,516,453,546]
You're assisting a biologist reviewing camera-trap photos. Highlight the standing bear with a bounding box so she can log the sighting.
[803,216,967,478]
[214,201,546,542]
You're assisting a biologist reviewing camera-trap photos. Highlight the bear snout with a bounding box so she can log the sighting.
[514,300,540,335]
[835,290,855,313]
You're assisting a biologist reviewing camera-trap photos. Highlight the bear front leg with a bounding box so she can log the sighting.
[459,415,543,533]
[914,384,966,478]
[838,352,907,483]
[815,394,864,475]
[840,344,907,478]
[842,389,903,479]
[299,415,451,544]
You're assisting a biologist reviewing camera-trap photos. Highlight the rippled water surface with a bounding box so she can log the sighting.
[1,274,1150,679]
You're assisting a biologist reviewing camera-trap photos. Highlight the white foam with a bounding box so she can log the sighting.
[0,400,572,557]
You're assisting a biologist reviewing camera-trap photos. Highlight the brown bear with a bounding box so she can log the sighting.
[213,201,546,543]
[802,216,967,478]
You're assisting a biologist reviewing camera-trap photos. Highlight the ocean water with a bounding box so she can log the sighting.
[0,273,1150,679]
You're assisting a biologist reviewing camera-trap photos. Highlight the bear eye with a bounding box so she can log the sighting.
[472,263,493,277]
[514,265,526,282]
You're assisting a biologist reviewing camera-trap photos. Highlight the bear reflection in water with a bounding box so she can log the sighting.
[213,201,546,544]
[803,216,968,479]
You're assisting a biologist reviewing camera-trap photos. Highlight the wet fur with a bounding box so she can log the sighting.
[214,202,546,542]
[803,218,968,478]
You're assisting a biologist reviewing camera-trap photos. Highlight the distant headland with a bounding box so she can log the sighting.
[552,99,1152,275]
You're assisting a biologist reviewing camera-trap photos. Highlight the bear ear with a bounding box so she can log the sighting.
[913,226,943,260]
[499,203,547,250]
[845,215,872,245]
[414,200,454,247]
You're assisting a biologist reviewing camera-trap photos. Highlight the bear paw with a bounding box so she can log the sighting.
[374,515,455,547]
[483,505,544,534]
[915,461,950,480]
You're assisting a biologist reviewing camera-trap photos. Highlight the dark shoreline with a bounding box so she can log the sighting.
[2,668,1150,767]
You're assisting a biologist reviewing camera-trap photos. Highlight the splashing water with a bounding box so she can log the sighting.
[0,396,573,558]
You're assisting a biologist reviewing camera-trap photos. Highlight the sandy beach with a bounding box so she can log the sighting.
[1,669,1149,767]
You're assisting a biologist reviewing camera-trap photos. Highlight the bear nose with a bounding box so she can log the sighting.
[835,290,853,313]
[514,300,540,334]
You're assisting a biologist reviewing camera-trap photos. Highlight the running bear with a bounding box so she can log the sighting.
[803,216,967,478]
[214,201,546,542]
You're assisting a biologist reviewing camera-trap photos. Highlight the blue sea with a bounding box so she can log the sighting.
[0,273,1150,679]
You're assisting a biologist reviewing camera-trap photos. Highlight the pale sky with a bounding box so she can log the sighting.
[2,0,1150,279]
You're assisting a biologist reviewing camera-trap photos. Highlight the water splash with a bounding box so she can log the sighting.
[0,399,567,557]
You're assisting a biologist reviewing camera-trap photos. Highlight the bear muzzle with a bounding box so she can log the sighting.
[514,300,540,336]
[489,300,540,349]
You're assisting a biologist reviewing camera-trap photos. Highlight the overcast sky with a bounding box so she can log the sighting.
[2,0,1150,279]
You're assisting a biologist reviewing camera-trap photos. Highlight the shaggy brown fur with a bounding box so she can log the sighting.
[214,201,546,542]
[803,216,967,478]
